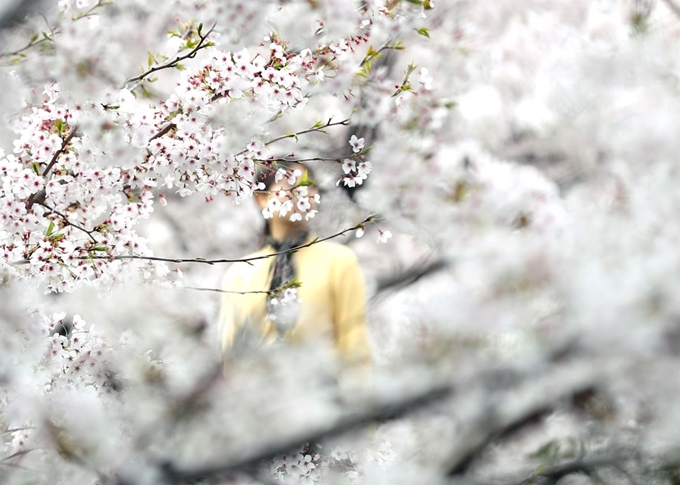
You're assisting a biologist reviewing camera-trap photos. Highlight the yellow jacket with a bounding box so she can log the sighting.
[219,238,371,366]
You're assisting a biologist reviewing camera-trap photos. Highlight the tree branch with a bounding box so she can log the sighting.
[0,1,107,60]
[0,0,43,32]
[372,256,450,298]
[183,286,278,296]
[263,118,350,147]
[42,124,79,177]
[148,122,176,143]
[124,23,216,85]
[139,385,452,485]
[86,216,373,266]
[38,201,99,243]
[446,375,601,477]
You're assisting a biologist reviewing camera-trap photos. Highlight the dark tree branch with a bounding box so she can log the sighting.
[184,286,279,296]
[0,0,43,32]
[38,201,99,243]
[148,122,176,143]
[0,1,105,60]
[372,256,450,298]
[43,124,79,177]
[137,385,452,485]
[446,379,600,477]
[263,118,350,147]
[125,24,216,85]
[84,216,373,266]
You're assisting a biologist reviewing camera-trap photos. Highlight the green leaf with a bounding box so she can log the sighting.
[174,63,186,71]
[46,221,55,237]
[90,246,108,252]
[311,120,324,129]
[405,62,417,77]
[147,52,155,67]
[54,118,66,135]
[197,23,203,36]
[29,33,39,45]
[416,27,430,38]
[140,85,154,99]
[298,169,316,187]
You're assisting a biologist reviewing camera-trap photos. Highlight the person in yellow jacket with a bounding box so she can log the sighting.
[219,162,371,370]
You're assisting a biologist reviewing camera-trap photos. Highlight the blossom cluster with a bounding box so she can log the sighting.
[0,14,395,291]
[262,184,320,222]
[267,440,397,484]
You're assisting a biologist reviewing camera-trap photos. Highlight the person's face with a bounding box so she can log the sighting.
[255,166,319,221]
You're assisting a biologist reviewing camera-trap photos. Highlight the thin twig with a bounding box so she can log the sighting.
[0,1,106,60]
[359,37,394,68]
[0,32,55,60]
[254,156,344,164]
[85,216,373,266]
[125,23,217,85]
[264,118,350,146]
[1,448,36,462]
[38,202,98,243]
[184,286,274,295]
[2,427,35,434]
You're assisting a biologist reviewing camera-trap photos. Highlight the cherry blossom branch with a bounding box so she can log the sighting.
[0,0,43,31]
[124,23,217,85]
[263,118,350,147]
[42,124,79,177]
[184,286,277,295]
[0,2,108,60]
[25,125,79,211]
[37,202,99,243]
[87,216,373,265]
[372,256,450,300]
[2,427,35,434]
[184,279,300,296]
[455,453,629,485]
[359,38,395,68]
[136,385,452,485]
[445,372,601,478]
[148,122,176,142]
[255,156,343,164]
[0,32,54,60]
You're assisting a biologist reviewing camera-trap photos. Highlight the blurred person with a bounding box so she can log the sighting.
[218,162,371,374]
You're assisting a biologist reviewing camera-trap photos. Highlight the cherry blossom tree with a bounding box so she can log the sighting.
[3,1,680,484]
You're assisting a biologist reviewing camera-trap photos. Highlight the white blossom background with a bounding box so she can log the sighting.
[2,1,680,484]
